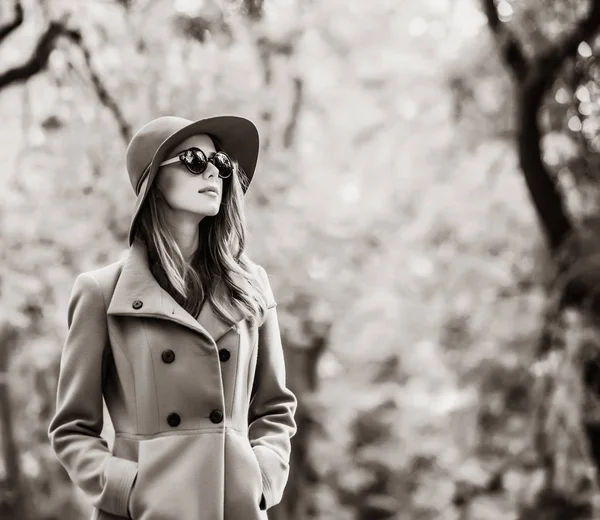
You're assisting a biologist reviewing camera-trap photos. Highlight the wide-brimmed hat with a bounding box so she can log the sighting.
[125,115,260,246]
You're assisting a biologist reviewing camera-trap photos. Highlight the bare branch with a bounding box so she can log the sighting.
[516,82,574,254]
[538,0,600,72]
[283,77,303,148]
[480,0,600,254]
[480,0,529,82]
[513,0,600,254]
[0,0,24,45]
[256,35,273,152]
[0,18,131,143]
[0,21,80,90]
[71,37,131,143]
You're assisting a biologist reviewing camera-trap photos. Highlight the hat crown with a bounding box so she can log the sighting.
[126,116,194,191]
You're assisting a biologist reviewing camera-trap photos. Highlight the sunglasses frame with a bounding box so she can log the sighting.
[159,146,233,179]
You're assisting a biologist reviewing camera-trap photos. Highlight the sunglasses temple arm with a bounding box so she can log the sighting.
[158,157,181,167]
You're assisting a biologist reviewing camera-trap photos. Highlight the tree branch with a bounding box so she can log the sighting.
[480,0,529,82]
[0,18,131,143]
[514,0,600,254]
[480,0,600,254]
[283,77,303,148]
[256,35,273,152]
[0,0,24,45]
[72,37,132,142]
[0,21,81,90]
[537,0,600,75]
[516,81,574,254]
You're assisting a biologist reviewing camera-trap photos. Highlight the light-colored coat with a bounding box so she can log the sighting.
[47,239,298,520]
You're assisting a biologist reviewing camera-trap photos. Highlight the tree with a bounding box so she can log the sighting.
[478,0,600,514]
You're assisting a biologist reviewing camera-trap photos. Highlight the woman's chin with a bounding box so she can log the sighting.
[193,205,220,218]
[170,204,220,221]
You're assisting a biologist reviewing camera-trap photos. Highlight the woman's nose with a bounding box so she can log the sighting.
[203,163,218,178]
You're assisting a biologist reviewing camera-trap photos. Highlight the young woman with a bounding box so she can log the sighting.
[47,115,298,520]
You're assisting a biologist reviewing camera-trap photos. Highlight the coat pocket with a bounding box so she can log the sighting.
[239,435,264,508]
[127,442,147,519]
[127,434,225,520]
[223,431,265,518]
[247,438,265,505]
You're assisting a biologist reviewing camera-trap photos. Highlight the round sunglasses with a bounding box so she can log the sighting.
[159,147,233,179]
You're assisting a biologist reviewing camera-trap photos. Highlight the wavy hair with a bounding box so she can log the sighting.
[132,136,270,328]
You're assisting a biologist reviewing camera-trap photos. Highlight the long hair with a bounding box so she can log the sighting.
[132,136,270,328]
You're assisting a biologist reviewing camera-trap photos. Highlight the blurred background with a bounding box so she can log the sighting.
[4,0,600,519]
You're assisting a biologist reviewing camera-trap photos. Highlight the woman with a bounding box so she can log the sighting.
[47,115,298,520]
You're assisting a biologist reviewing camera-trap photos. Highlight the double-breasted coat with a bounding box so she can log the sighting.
[47,238,298,520]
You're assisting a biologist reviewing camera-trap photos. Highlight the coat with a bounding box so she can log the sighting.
[47,238,298,520]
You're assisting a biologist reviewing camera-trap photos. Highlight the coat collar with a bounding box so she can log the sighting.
[107,238,251,343]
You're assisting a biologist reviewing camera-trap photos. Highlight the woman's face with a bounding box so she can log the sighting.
[156,133,224,221]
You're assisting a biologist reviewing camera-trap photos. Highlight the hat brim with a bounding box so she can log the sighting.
[127,115,259,246]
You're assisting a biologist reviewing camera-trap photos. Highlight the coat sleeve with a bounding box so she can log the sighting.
[47,272,138,518]
[248,265,298,511]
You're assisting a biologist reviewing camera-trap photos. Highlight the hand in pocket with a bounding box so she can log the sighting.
[259,492,266,510]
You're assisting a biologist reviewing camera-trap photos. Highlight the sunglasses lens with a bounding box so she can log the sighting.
[182,149,207,174]
[213,152,233,178]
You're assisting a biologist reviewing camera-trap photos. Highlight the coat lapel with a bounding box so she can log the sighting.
[106,238,250,343]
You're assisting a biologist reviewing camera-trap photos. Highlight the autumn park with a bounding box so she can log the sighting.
[4,0,600,519]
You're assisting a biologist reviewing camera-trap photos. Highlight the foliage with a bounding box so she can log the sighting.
[2,0,600,519]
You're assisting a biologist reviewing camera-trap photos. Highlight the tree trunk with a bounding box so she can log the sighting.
[0,325,31,520]
[516,75,573,253]
[269,327,327,520]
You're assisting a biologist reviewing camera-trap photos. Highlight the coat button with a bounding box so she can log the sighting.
[167,413,181,427]
[132,300,143,310]
[209,409,223,424]
[218,349,230,362]
[161,349,175,363]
